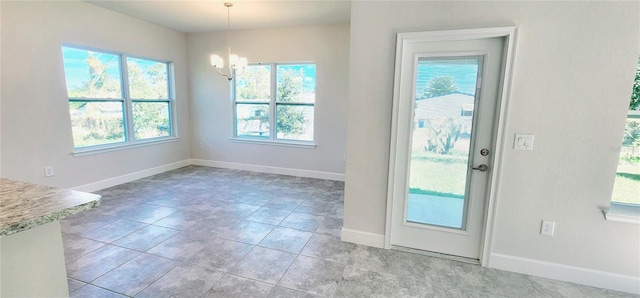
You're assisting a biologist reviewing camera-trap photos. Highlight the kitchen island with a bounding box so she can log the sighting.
[0,178,100,297]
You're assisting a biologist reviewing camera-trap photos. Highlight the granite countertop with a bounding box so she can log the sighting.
[0,178,101,237]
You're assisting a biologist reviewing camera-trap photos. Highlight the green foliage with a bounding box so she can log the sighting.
[237,66,270,100]
[69,101,86,110]
[424,76,457,98]
[276,68,307,136]
[620,156,640,164]
[69,53,121,98]
[235,66,310,138]
[630,57,640,110]
[622,119,640,147]
[133,103,170,139]
[127,60,170,139]
[128,61,168,99]
[68,52,169,147]
[424,118,463,155]
[70,104,125,147]
[276,106,306,136]
[277,68,304,102]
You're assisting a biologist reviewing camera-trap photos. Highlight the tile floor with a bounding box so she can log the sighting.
[61,166,635,298]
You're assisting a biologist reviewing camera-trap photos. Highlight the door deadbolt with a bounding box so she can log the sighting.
[480,148,490,156]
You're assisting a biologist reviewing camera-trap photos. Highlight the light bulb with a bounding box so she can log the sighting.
[210,55,223,68]
[229,54,239,67]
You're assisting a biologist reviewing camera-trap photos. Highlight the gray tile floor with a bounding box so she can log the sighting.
[61,166,635,298]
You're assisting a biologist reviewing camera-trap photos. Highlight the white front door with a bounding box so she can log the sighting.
[388,30,508,260]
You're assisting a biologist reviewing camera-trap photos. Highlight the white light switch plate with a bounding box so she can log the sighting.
[514,133,535,150]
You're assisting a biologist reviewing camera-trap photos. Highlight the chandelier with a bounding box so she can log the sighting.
[210,2,247,81]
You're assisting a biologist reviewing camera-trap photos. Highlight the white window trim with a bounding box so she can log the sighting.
[605,203,640,224]
[606,111,640,223]
[72,137,180,157]
[62,44,177,154]
[231,62,316,145]
[228,137,316,149]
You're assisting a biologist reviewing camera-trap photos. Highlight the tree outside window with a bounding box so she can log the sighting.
[234,63,315,142]
[62,46,173,149]
[611,57,640,205]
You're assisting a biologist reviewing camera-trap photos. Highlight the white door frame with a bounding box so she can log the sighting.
[384,26,519,266]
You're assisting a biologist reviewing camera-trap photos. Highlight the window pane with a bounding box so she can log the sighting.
[62,46,122,99]
[69,101,125,147]
[277,64,316,103]
[236,104,270,137]
[276,104,313,141]
[236,65,270,102]
[612,117,640,205]
[133,101,170,140]
[127,57,169,100]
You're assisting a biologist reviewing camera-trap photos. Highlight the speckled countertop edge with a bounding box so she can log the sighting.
[0,178,101,237]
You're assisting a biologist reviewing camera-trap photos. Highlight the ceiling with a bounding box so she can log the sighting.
[85,0,352,33]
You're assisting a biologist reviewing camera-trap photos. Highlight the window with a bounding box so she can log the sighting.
[607,56,640,223]
[233,63,316,143]
[61,46,174,150]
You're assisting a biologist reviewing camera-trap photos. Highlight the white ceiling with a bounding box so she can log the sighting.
[85,0,352,33]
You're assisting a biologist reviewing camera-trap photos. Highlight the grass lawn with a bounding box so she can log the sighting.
[611,167,640,205]
[410,148,639,205]
[409,150,468,199]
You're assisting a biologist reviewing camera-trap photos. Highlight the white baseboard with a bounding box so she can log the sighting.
[190,159,345,181]
[72,160,191,192]
[341,228,385,248]
[490,253,640,294]
[71,158,343,192]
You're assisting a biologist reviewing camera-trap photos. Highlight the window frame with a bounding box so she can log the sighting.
[62,44,177,155]
[231,62,317,147]
[606,110,640,223]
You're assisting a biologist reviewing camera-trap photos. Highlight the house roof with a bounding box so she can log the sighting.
[414,93,475,120]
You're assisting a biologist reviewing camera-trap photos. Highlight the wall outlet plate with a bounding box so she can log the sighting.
[541,220,555,236]
[514,133,535,150]
[44,166,55,177]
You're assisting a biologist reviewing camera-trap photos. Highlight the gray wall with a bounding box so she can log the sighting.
[0,1,191,188]
[187,24,349,178]
[344,0,639,280]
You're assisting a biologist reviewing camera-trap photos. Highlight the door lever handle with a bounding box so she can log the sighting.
[472,164,489,172]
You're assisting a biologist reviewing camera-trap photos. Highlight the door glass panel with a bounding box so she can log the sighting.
[407,57,480,229]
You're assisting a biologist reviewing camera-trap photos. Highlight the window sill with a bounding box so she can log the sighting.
[72,137,180,157]
[229,137,316,149]
[604,203,640,224]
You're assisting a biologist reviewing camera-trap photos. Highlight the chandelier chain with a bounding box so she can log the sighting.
[227,3,231,60]
[211,2,247,81]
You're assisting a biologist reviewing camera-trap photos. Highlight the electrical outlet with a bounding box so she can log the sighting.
[541,220,555,236]
[44,166,55,177]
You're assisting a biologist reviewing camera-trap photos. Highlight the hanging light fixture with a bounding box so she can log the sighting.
[210,2,247,81]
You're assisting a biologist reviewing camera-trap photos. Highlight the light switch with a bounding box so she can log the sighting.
[514,133,534,150]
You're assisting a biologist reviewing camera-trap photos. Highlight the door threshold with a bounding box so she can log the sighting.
[391,245,480,265]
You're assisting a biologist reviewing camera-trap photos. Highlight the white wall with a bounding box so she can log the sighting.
[344,0,639,291]
[187,24,349,178]
[0,1,191,188]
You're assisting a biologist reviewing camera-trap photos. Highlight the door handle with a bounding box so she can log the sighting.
[472,164,489,172]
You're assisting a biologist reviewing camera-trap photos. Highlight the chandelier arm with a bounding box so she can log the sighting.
[212,2,244,81]
[214,67,232,81]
